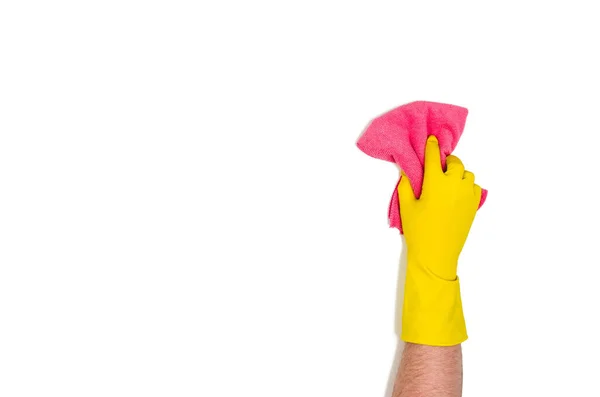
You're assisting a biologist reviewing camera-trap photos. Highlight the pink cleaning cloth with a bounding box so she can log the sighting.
[357,101,487,233]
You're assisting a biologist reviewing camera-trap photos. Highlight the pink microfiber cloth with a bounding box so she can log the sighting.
[357,101,487,233]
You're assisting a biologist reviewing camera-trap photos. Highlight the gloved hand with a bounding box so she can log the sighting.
[398,135,482,346]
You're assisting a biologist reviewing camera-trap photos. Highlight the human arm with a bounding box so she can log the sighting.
[393,343,462,397]
[392,136,482,395]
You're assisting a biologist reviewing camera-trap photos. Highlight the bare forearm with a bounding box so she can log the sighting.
[393,343,462,397]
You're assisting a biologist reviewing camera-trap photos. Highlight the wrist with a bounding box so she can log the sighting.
[401,253,467,346]
[406,248,458,281]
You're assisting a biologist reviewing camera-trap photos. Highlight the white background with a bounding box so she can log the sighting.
[1,1,599,396]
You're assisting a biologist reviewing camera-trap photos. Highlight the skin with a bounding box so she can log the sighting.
[393,343,462,397]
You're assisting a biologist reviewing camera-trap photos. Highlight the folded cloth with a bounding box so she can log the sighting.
[357,101,487,233]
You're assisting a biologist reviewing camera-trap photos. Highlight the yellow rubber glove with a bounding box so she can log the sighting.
[398,136,482,346]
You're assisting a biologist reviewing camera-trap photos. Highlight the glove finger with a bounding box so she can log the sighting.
[474,184,483,203]
[424,136,443,179]
[463,170,475,183]
[398,171,416,202]
[446,155,465,176]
